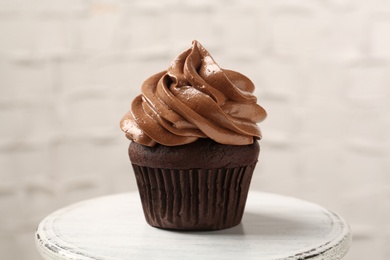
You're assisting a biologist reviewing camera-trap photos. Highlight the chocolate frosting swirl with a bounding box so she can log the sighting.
[120,40,267,147]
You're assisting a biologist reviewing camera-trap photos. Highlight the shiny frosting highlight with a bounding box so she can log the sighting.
[120,40,267,146]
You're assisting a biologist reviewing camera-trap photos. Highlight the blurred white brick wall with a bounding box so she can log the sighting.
[1,0,389,259]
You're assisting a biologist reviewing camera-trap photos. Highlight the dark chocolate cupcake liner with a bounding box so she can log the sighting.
[132,163,256,230]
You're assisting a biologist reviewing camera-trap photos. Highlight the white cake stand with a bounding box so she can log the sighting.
[35,191,352,260]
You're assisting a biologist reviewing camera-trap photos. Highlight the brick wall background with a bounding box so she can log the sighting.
[1,0,389,259]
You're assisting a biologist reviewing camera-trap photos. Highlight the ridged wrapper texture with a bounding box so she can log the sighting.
[132,164,256,230]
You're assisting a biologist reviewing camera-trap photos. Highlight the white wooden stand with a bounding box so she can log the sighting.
[35,192,351,260]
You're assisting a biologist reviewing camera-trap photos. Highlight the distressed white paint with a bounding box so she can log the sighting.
[35,192,351,260]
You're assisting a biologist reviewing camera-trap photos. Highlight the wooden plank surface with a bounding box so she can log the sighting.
[35,192,352,260]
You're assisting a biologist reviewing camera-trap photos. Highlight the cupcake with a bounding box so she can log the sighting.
[120,40,266,230]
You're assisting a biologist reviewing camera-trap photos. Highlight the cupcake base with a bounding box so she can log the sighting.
[129,138,260,231]
[132,163,256,230]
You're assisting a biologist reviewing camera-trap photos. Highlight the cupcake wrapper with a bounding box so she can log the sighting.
[132,164,256,230]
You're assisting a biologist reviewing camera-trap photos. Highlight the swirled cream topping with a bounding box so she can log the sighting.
[120,40,267,147]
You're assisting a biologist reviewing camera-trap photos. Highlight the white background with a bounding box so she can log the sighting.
[1,0,390,259]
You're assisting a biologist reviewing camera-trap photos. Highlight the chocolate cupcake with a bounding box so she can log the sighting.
[120,40,266,230]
